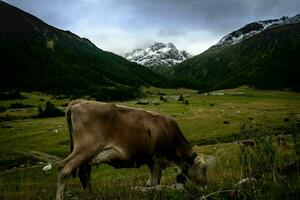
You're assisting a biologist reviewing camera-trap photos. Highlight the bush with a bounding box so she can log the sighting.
[136,101,149,105]
[38,101,64,117]
[0,106,6,112]
[160,95,167,102]
[158,92,166,95]
[178,94,184,101]
[9,103,33,109]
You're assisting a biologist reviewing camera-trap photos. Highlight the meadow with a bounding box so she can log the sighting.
[0,86,299,199]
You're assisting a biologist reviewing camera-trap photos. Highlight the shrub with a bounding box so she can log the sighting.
[9,103,33,109]
[178,94,184,101]
[160,95,167,102]
[158,92,166,95]
[136,101,149,105]
[61,102,69,107]
[0,106,6,112]
[38,101,64,117]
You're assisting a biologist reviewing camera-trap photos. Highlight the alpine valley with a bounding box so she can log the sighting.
[1,0,300,95]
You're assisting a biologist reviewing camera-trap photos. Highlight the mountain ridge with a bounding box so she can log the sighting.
[170,21,300,92]
[214,13,300,48]
[0,1,167,95]
[124,42,192,73]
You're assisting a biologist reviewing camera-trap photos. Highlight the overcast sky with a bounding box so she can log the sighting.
[4,0,300,55]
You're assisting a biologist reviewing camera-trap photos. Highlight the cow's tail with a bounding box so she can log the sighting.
[66,106,77,177]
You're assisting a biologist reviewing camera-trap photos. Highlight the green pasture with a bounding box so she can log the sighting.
[0,86,299,199]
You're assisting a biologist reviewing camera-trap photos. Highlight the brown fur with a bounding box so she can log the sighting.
[56,100,206,200]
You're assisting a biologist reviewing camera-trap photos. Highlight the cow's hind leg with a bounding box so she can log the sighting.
[56,151,94,200]
[79,163,92,196]
[146,162,162,187]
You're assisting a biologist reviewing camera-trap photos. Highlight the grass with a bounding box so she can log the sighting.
[0,86,300,199]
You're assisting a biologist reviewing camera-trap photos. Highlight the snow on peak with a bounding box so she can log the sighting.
[215,14,300,47]
[124,42,193,73]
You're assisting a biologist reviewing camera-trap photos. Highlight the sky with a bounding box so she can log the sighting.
[4,0,300,55]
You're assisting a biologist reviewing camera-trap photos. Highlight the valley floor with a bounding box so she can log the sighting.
[0,86,299,199]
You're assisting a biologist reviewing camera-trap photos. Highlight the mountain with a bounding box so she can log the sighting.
[0,1,166,95]
[215,14,300,47]
[169,16,300,92]
[124,42,192,73]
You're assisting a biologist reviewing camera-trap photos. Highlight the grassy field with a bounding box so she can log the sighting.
[0,86,299,199]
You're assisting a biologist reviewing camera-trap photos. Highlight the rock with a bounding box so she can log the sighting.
[235,177,256,187]
[42,163,52,172]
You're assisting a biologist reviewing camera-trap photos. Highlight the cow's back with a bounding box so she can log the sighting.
[68,100,192,165]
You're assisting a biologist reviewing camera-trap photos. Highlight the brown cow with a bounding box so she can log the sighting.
[56,100,207,200]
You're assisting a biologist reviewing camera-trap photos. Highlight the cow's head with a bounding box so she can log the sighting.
[177,153,207,186]
[187,154,207,186]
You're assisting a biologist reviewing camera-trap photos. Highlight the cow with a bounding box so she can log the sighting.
[56,100,207,200]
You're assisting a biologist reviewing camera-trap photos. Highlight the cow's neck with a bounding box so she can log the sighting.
[176,152,197,183]
[183,152,197,169]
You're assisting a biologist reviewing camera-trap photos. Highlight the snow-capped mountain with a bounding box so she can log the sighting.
[215,14,300,47]
[124,42,193,73]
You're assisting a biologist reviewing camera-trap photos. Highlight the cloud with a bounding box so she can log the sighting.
[123,0,300,32]
[5,0,300,55]
[157,28,186,37]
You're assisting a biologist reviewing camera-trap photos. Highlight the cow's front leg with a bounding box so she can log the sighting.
[146,162,162,186]
[56,151,89,200]
[56,172,67,200]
